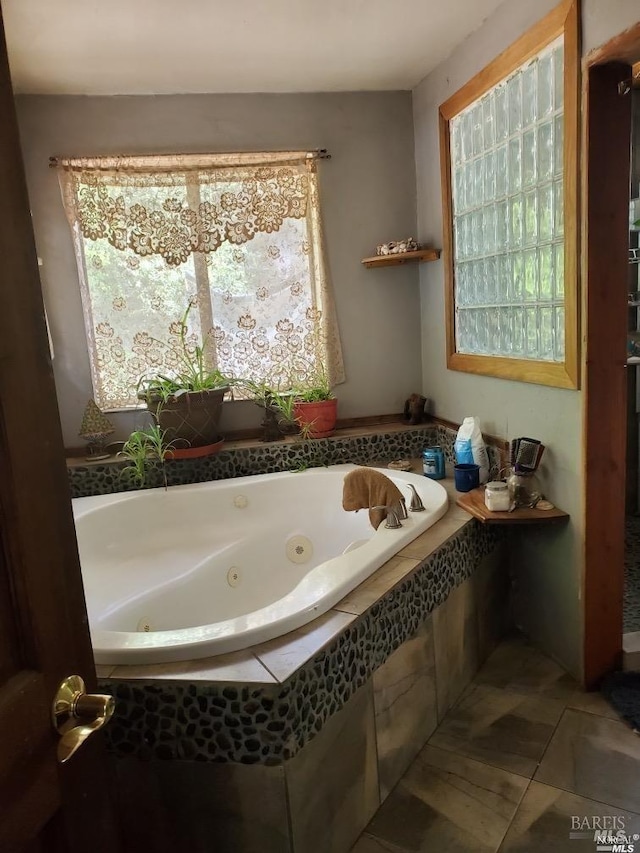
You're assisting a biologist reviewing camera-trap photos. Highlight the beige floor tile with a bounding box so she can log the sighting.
[114,756,290,853]
[351,834,407,852]
[499,780,640,852]
[566,689,622,721]
[429,683,565,778]
[474,633,578,701]
[374,618,438,800]
[155,760,289,853]
[535,708,640,813]
[433,576,480,718]
[359,744,528,852]
[473,545,511,666]
[287,683,379,853]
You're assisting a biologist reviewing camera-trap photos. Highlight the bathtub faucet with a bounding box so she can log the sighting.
[371,504,403,529]
[406,484,426,512]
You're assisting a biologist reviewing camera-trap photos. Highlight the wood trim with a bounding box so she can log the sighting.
[582,62,631,688]
[439,0,573,120]
[563,0,581,389]
[456,485,570,524]
[447,352,577,389]
[439,109,456,364]
[581,0,640,692]
[361,249,440,268]
[586,21,640,67]
[439,0,580,390]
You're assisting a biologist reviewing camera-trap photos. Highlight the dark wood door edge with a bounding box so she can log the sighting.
[582,60,633,687]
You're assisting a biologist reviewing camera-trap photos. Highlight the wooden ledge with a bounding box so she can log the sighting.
[456,485,569,525]
[361,249,441,268]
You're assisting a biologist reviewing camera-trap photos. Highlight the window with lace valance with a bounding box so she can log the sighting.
[57,151,344,410]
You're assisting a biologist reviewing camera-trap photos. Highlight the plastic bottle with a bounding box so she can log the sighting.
[454,417,490,484]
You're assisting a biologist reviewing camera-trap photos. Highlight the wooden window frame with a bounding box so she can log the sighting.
[439,0,580,389]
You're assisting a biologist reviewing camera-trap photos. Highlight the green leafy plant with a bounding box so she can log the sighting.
[289,342,334,403]
[236,378,301,438]
[294,384,333,403]
[287,349,337,438]
[266,388,299,422]
[138,301,230,403]
[118,423,179,488]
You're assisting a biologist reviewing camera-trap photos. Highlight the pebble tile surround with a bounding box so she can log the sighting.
[72,423,505,766]
[67,422,503,498]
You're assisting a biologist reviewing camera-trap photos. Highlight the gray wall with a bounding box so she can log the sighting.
[15,92,419,447]
[413,0,640,679]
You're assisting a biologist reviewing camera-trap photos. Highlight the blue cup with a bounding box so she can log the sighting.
[454,463,480,492]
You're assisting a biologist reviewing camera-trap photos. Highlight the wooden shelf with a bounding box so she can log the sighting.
[456,485,569,525]
[361,248,441,268]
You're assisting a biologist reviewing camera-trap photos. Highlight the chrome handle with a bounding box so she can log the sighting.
[371,505,403,529]
[406,484,425,512]
[52,675,115,764]
[395,497,408,519]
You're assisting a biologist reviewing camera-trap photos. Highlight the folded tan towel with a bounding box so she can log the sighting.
[342,468,404,530]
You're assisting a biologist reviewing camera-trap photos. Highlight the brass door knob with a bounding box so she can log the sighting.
[52,675,115,763]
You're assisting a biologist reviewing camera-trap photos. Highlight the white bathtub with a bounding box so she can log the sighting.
[72,465,448,665]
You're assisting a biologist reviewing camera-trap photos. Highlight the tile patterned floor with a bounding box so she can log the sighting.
[351,635,640,852]
[625,515,640,632]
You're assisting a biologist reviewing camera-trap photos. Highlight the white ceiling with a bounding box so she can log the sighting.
[2,0,505,95]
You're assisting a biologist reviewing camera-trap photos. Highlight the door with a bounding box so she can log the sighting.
[583,26,640,687]
[0,6,120,851]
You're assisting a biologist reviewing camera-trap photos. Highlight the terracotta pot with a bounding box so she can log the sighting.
[293,398,338,439]
[168,439,225,460]
[145,387,228,448]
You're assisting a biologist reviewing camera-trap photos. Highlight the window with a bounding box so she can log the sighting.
[439,0,579,388]
[57,152,344,409]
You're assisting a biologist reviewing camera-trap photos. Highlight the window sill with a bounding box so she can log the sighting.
[447,352,579,390]
[66,416,427,468]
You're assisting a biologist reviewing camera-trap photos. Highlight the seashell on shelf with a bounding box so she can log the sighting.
[375,237,419,256]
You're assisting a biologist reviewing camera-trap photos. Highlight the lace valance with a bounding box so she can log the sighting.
[58,152,317,267]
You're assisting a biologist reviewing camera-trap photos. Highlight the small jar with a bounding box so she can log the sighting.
[422,446,445,480]
[484,481,510,512]
[507,470,541,508]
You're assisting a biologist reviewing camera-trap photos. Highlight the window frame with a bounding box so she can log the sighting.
[438,0,580,389]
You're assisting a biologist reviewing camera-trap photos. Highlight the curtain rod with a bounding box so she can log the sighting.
[48,149,331,168]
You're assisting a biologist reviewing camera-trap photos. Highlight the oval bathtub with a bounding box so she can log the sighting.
[72,464,448,665]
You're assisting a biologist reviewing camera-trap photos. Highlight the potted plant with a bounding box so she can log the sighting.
[118,423,179,488]
[238,380,299,441]
[292,363,338,439]
[138,302,231,456]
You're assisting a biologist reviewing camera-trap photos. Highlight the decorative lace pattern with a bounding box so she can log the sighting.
[58,153,345,409]
[69,167,309,266]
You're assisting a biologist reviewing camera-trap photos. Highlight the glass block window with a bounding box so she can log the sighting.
[450,37,565,362]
